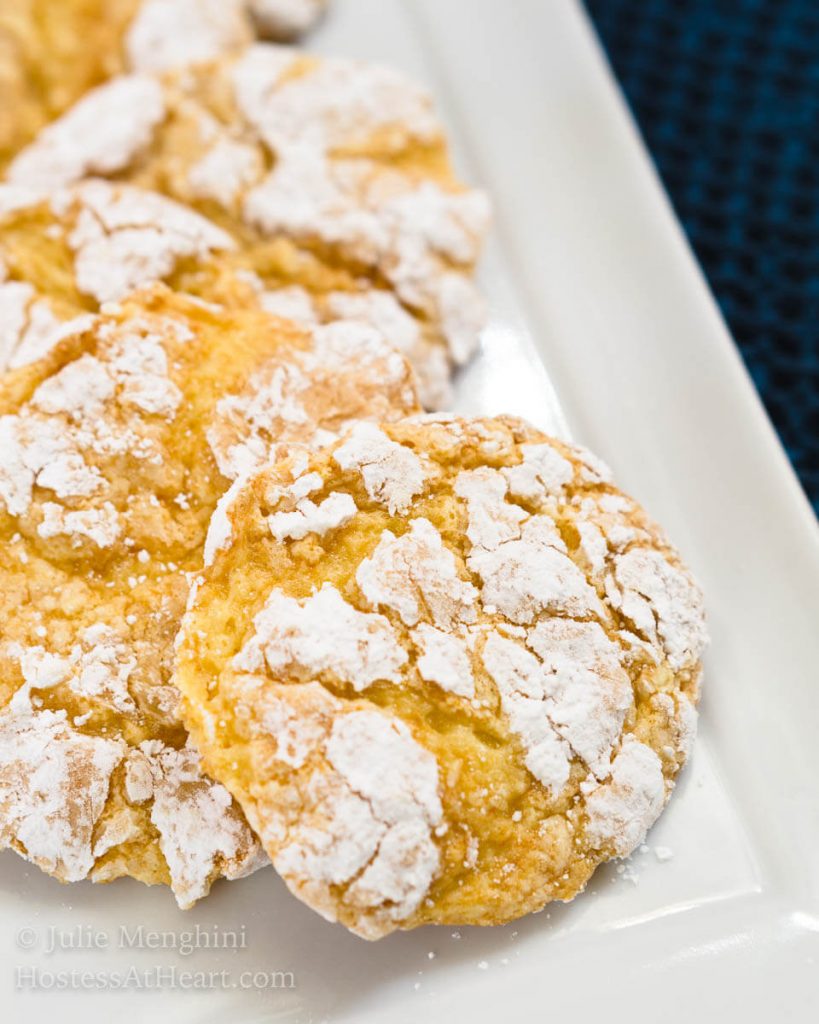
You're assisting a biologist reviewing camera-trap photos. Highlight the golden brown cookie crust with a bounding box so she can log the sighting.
[0,0,327,171]
[0,0,138,170]
[0,0,264,171]
[7,45,490,407]
[0,179,458,410]
[0,286,419,904]
[175,415,707,938]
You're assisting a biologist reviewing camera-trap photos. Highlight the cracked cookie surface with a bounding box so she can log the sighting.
[0,285,419,904]
[7,44,490,407]
[0,179,461,405]
[0,0,328,171]
[0,179,234,372]
[175,415,707,938]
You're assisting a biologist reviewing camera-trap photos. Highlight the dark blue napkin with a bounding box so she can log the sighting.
[586,0,819,512]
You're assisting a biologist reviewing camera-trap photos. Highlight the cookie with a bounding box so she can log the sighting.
[7,44,490,407]
[0,286,419,904]
[0,0,328,172]
[0,179,458,404]
[175,415,707,938]
[0,180,234,372]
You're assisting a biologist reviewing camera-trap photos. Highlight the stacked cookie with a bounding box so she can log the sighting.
[5,41,489,407]
[0,3,706,938]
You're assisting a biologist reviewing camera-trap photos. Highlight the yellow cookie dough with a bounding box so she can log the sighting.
[0,286,419,904]
[0,0,328,171]
[7,44,490,407]
[0,179,460,403]
[175,415,707,938]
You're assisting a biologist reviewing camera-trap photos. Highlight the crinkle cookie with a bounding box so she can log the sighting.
[7,44,490,407]
[0,179,459,406]
[0,0,327,171]
[175,415,707,938]
[0,286,419,905]
[0,179,234,372]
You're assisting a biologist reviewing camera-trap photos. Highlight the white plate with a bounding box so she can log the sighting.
[3,1,819,1020]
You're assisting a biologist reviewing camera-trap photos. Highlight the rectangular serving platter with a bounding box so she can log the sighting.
[1,1,818,1021]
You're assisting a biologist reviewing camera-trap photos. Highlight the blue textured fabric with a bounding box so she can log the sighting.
[585,0,819,512]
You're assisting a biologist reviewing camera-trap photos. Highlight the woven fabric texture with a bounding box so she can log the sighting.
[586,0,819,511]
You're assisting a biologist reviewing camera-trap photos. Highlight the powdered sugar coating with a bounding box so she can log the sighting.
[177,415,707,937]
[503,443,574,501]
[481,631,573,793]
[187,139,263,207]
[260,284,451,411]
[232,45,440,152]
[207,322,419,481]
[0,287,413,902]
[469,516,605,624]
[0,279,69,371]
[203,475,250,567]
[0,181,233,371]
[413,624,474,698]
[234,585,407,689]
[8,44,489,404]
[0,187,46,217]
[240,153,489,374]
[0,637,263,901]
[0,0,328,185]
[125,0,252,74]
[335,423,426,514]
[527,619,633,779]
[258,284,320,324]
[38,502,122,550]
[7,76,166,189]
[455,464,607,623]
[132,741,267,906]
[606,547,708,671]
[320,712,441,925]
[231,681,442,937]
[0,310,197,524]
[356,518,478,629]
[0,707,126,882]
[267,491,355,541]
[481,620,633,795]
[63,180,235,304]
[583,737,666,857]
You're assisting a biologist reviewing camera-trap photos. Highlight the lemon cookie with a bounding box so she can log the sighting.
[0,179,458,405]
[0,286,419,903]
[0,0,262,171]
[0,179,234,371]
[7,44,490,407]
[175,415,707,938]
[0,0,329,171]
